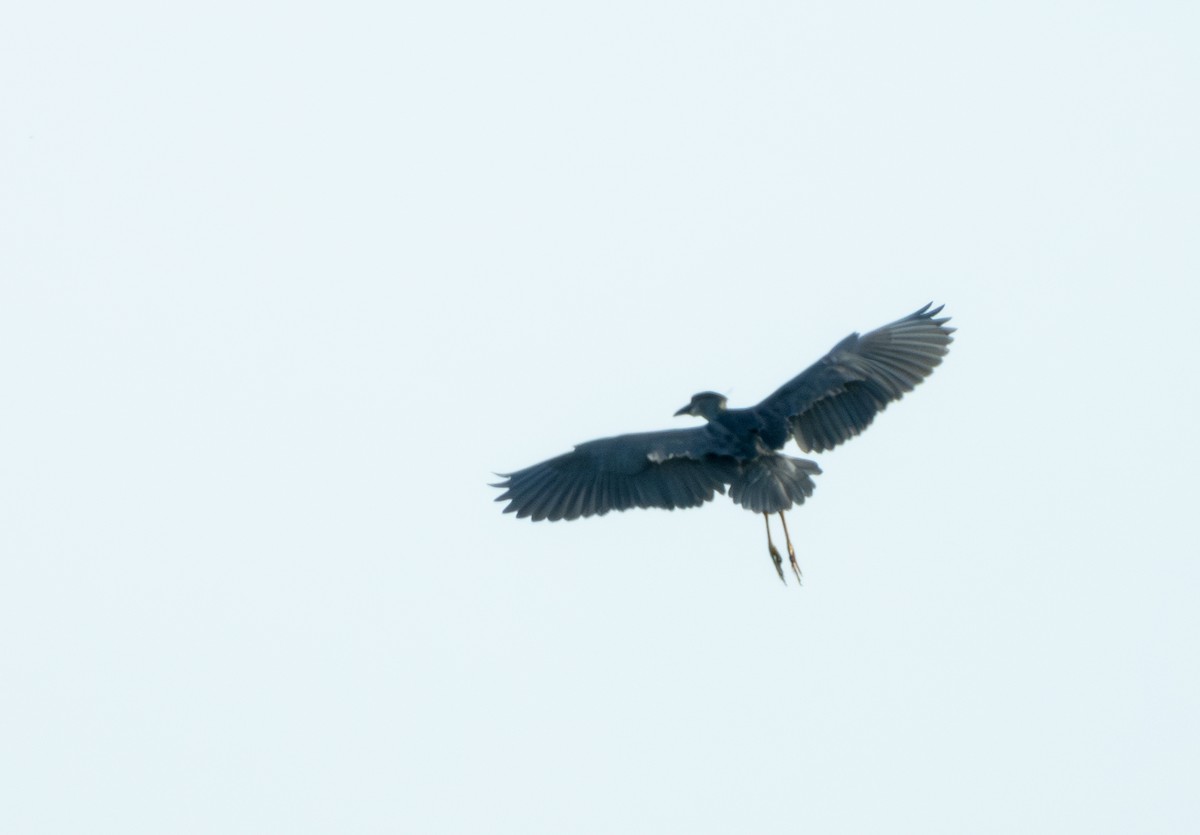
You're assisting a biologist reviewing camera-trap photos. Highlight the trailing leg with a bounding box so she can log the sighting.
[763,513,785,584]
[779,511,802,585]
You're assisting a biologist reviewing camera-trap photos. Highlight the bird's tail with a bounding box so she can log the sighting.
[728,454,821,514]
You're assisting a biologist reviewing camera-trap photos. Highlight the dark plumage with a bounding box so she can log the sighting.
[492,303,954,582]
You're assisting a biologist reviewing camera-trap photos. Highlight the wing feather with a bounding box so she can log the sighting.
[754,303,954,453]
[493,426,737,521]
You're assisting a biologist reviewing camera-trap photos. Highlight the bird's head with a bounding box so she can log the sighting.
[674,391,728,421]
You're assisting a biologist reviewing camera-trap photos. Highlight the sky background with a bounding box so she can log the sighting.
[3,1,1199,833]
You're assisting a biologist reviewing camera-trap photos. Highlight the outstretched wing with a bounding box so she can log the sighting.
[492,426,738,521]
[754,303,954,453]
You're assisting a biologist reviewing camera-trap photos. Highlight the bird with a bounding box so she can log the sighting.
[492,303,954,583]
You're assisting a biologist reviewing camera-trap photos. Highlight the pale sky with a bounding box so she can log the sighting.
[3,2,1198,833]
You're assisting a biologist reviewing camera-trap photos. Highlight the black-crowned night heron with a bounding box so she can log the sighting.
[492,303,954,583]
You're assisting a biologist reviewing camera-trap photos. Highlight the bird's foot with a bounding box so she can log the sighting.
[786,543,802,585]
[768,544,786,585]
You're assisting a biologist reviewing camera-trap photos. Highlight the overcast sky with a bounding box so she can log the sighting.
[3,1,1198,833]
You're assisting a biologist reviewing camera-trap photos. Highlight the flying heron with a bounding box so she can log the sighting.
[492,303,954,583]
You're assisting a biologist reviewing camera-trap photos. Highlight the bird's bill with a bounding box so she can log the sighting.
[673,404,691,417]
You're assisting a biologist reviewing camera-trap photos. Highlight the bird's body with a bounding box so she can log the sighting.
[492,304,954,582]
